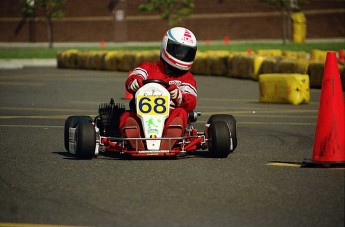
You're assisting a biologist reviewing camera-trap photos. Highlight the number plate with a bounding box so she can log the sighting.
[137,95,169,116]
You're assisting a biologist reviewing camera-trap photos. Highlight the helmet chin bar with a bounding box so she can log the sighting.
[161,57,187,76]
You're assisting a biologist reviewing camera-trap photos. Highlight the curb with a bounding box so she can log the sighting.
[0,59,57,69]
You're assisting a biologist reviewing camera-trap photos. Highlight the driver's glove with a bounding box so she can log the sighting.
[168,84,182,106]
[127,76,143,93]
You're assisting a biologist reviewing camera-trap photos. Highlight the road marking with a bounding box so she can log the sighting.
[0,82,44,86]
[201,109,318,115]
[201,112,317,119]
[0,115,69,119]
[238,121,316,126]
[0,223,91,227]
[266,162,302,167]
[0,106,94,113]
[196,120,315,126]
[0,73,125,79]
[69,100,110,105]
[234,114,316,119]
[266,161,345,169]
[199,98,257,102]
[0,124,63,128]
[198,97,319,105]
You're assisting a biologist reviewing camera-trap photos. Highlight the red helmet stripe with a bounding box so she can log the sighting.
[163,51,192,67]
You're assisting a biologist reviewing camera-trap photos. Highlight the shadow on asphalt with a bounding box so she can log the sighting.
[53,150,218,160]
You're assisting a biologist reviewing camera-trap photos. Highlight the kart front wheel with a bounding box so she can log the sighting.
[207,114,237,152]
[64,116,93,152]
[75,122,96,159]
[208,121,232,158]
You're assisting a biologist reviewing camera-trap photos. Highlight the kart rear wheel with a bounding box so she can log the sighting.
[208,121,232,158]
[75,122,96,159]
[207,114,237,152]
[64,116,93,152]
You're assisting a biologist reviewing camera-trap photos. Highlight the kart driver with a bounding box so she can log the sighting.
[119,27,198,151]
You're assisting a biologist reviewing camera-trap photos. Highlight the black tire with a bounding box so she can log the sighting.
[208,121,232,158]
[75,122,96,159]
[207,114,237,152]
[64,116,93,152]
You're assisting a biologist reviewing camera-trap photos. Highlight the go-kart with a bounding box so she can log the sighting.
[64,79,237,159]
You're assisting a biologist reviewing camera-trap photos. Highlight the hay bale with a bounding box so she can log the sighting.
[206,51,230,76]
[256,49,283,57]
[283,50,308,60]
[89,51,107,70]
[258,56,278,74]
[308,61,345,90]
[104,51,119,70]
[259,73,310,105]
[308,61,324,88]
[57,49,80,69]
[277,58,309,74]
[230,54,265,80]
[310,49,328,62]
[191,52,209,75]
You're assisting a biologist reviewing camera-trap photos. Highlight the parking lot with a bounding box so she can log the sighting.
[0,67,343,227]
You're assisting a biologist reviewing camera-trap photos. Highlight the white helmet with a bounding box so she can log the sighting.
[160,27,197,71]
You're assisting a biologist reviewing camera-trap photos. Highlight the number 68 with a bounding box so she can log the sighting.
[138,97,168,114]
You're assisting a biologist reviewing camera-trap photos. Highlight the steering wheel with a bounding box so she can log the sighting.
[143,79,170,88]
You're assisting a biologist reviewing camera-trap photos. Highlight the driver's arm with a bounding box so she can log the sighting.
[179,85,197,112]
[170,79,197,112]
[125,64,150,93]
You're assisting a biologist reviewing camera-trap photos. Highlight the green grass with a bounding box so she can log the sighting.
[198,42,345,52]
[0,41,344,59]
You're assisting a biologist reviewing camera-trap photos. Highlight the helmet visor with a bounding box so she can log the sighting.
[166,39,197,62]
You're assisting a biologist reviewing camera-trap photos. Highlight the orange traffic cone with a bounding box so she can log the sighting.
[303,52,345,167]
[124,70,134,100]
[339,49,345,63]
[124,90,133,100]
[224,35,230,45]
[100,41,106,48]
[205,39,211,46]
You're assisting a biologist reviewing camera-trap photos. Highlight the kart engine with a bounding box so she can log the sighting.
[98,98,126,137]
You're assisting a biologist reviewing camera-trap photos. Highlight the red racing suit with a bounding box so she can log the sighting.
[119,60,197,134]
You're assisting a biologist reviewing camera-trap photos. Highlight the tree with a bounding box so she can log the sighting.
[139,0,194,27]
[20,0,65,48]
[259,0,308,44]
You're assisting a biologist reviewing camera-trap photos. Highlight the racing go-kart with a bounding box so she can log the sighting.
[64,80,237,159]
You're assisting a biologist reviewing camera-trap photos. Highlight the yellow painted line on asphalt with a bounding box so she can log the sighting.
[0,115,69,119]
[266,162,345,169]
[266,162,302,167]
[199,97,319,105]
[234,114,317,119]
[0,223,91,227]
[0,124,63,128]
[69,100,108,105]
[0,82,44,86]
[202,109,317,114]
[239,121,316,126]
[199,98,257,102]
[0,106,94,113]
[0,72,125,79]
[0,74,61,79]
[196,120,315,126]
[201,112,317,118]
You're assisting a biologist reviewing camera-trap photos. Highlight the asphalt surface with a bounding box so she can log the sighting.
[0,66,344,227]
